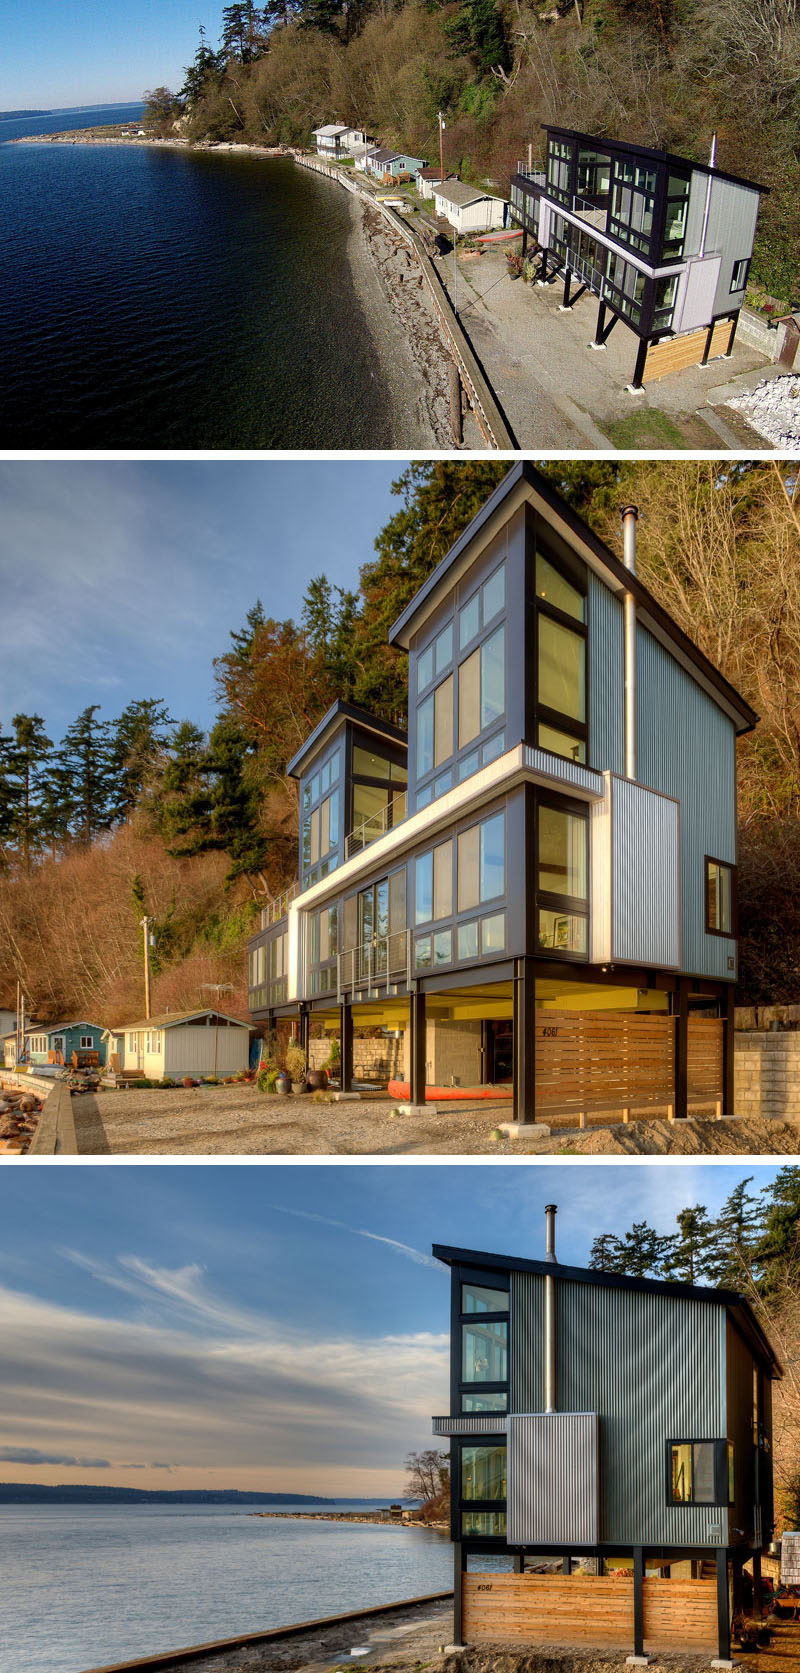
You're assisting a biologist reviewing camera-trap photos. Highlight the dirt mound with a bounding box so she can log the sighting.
[552,1116,800,1155]
[446,1651,722,1673]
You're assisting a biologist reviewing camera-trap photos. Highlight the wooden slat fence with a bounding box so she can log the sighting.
[687,1016,724,1105]
[462,1573,717,1653]
[643,319,735,382]
[535,1010,675,1117]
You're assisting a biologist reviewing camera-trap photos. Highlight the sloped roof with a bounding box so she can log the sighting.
[418,167,456,181]
[433,179,492,208]
[112,1008,251,1033]
[313,123,349,138]
[369,148,400,165]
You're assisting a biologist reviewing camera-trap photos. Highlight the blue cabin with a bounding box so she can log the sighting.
[25,1020,107,1067]
[367,149,426,181]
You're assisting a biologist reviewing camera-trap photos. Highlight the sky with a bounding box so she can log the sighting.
[0,461,402,744]
[0,1160,782,1497]
[2,0,216,110]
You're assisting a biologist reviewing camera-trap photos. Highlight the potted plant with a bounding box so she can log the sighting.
[506,251,523,280]
[285,1043,307,1094]
[275,1068,291,1095]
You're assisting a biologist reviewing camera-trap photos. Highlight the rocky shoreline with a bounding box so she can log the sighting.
[249,1511,448,1529]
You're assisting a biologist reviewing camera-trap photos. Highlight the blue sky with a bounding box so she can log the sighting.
[0,461,401,744]
[3,0,216,109]
[0,1162,781,1494]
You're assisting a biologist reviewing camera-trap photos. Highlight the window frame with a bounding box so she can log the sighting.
[730,257,750,293]
[666,1437,734,1507]
[534,544,589,764]
[453,1267,510,1543]
[704,855,737,939]
[536,792,590,962]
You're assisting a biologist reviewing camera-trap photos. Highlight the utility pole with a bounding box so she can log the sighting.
[453,230,458,320]
[140,916,153,1020]
[201,982,234,1080]
[438,111,445,184]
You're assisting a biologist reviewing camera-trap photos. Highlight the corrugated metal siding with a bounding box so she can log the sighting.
[611,776,680,968]
[590,795,612,963]
[511,1272,728,1545]
[508,1412,598,1544]
[636,626,737,979]
[163,1026,250,1076]
[588,575,625,775]
[432,1414,507,1436]
[707,180,760,313]
[524,745,604,799]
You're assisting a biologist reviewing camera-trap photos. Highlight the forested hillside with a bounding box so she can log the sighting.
[3,460,800,1020]
[591,1167,800,1529]
[148,0,799,303]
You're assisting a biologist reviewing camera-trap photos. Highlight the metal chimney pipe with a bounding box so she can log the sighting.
[621,506,638,781]
[544,1204,557,1414]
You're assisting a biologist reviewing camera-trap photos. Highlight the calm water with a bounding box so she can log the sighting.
[1,1501,451,1673]
[0,107,394,447]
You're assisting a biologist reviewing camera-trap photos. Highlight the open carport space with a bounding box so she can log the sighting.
[432,244,777,449]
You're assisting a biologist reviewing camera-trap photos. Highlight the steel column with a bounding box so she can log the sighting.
[513,955,536,1122]
[453,1542,464,1645]
[562,268,572,309]
[410,988,427,1106]
[594,301,607,345]
[716,1549,731,1661]
[633,1546,645,1657]
[340,1001,354,1093]
[631,337,648,389]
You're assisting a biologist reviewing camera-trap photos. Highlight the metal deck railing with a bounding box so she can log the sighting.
[337,928,411,1000]
[344,792,407,860]
[260,882,299,930]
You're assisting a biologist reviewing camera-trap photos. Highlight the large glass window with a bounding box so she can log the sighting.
[537,798,588,960]
[462,1282,508,1312]
[459,649,480,746]
[706,858,735,936]
[458,810,505,913]
[435,676,454,765]
[415,852,433,925]
[536,553,585,622]
[462,1445,507,1501]
[534,549,587,765]
[434,841,453,919]
[462,1319,508,1382]
[481,627,504,730]
[539,615,585,722]
[417,695,434,778]
[662,172,690,260]
[462,1391,507,1413]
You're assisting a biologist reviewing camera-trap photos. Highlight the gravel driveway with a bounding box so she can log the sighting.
[69,1084,800,1157]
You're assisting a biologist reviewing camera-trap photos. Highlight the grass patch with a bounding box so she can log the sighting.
[606,409,693,449]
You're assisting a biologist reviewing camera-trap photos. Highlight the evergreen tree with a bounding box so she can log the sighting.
[615,1220,676,1278]
[228,600,267,667]
[7,714,53,869]
[109,698,174,823]
[757,1168,800,1292]
[220,1,267,61]
[706,1178,763,1288]
[155,716,268,894]
[181,26,223,103]
[36,765,77,861]
[60,704,114,844]
[663,1206,715,1285]
[0,725,21,869]
[589,1233,625,1271]
[151,720,209,848]
[443,0,510,73]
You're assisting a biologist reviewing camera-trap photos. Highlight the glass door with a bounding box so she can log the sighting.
[357,879,389,981]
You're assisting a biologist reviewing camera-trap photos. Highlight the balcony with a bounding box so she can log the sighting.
[345,791,407,860]
[337,928,411,1000]
[571,192,608,233]
[260,882,299,931]
[515,164,546,186]
[433,1413,507,1435]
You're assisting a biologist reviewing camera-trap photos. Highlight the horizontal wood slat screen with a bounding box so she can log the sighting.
[643,320,735,382]
[687,1017,724,1102]
[535,1010,675,1114]
[462,1573,717,1652]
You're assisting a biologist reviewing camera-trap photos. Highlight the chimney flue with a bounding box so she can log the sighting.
[621,507,638,780]
[544,1204,557,1414]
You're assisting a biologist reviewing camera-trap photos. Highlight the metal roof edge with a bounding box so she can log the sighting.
[285,700,407,778]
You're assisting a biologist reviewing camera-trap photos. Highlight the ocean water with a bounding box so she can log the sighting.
[0,1500,451,1673]
[0,110,395,447]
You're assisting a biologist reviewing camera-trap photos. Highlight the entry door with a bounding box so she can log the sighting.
[358,879,389,980]
[488,1021,513,1084]
[51,1035,66,1064]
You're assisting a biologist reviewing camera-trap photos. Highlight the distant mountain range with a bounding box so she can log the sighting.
[0,110,52,118]
[0,1484,338,1505]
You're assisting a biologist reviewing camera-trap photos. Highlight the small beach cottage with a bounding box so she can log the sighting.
[312,123,350,157]
[25,1020,107,1067]
[433,180,508,233]
[247,462,755,1127]
[433,1206,779,1659]
[367,149,427,182]
[112,1009,251,1080]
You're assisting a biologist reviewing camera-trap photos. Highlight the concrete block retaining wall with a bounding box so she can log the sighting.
[737,307,799,365]
[734,1032,800,1119]
[308,1037,403,1079]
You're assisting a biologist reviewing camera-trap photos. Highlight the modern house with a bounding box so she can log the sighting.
[431,1207,779,1660]
[106,1009,251,1080]
[509,127,766,388]
[366,149,427,182]
[247,461,756,1126]
[432,180,508,234]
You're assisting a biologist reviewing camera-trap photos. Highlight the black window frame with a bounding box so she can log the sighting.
[454,1434,508,1542]
[666,1437,734,1507]
[730,258,750,293]
[535,791,590,963]
[704,855,737,938]
[533,540,589,766]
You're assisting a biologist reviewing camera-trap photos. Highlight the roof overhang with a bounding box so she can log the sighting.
[388,462,757,736]
[432,1242,782,1377]
[540,125,769,196]
[286,700,407,780]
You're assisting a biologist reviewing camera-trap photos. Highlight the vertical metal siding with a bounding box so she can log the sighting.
[508,1412,599,1544]
[726,1317,757,1546]
[636,626,737,979]
[707,181,760,313]
[611,776,681,967]
[588,575,625,775]
[511,1272,727,1546]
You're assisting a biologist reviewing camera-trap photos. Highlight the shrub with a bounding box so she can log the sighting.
[204,1076,219,1085]
[257,1066,280,1093]
[285,1043,307,1082]
[160,1078,173,1088]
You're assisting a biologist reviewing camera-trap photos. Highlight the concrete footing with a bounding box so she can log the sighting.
[396,1103,431,1117]
[497,1121,551,1138]
[331,1091,361,1101]
[625,1657,652,1665]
